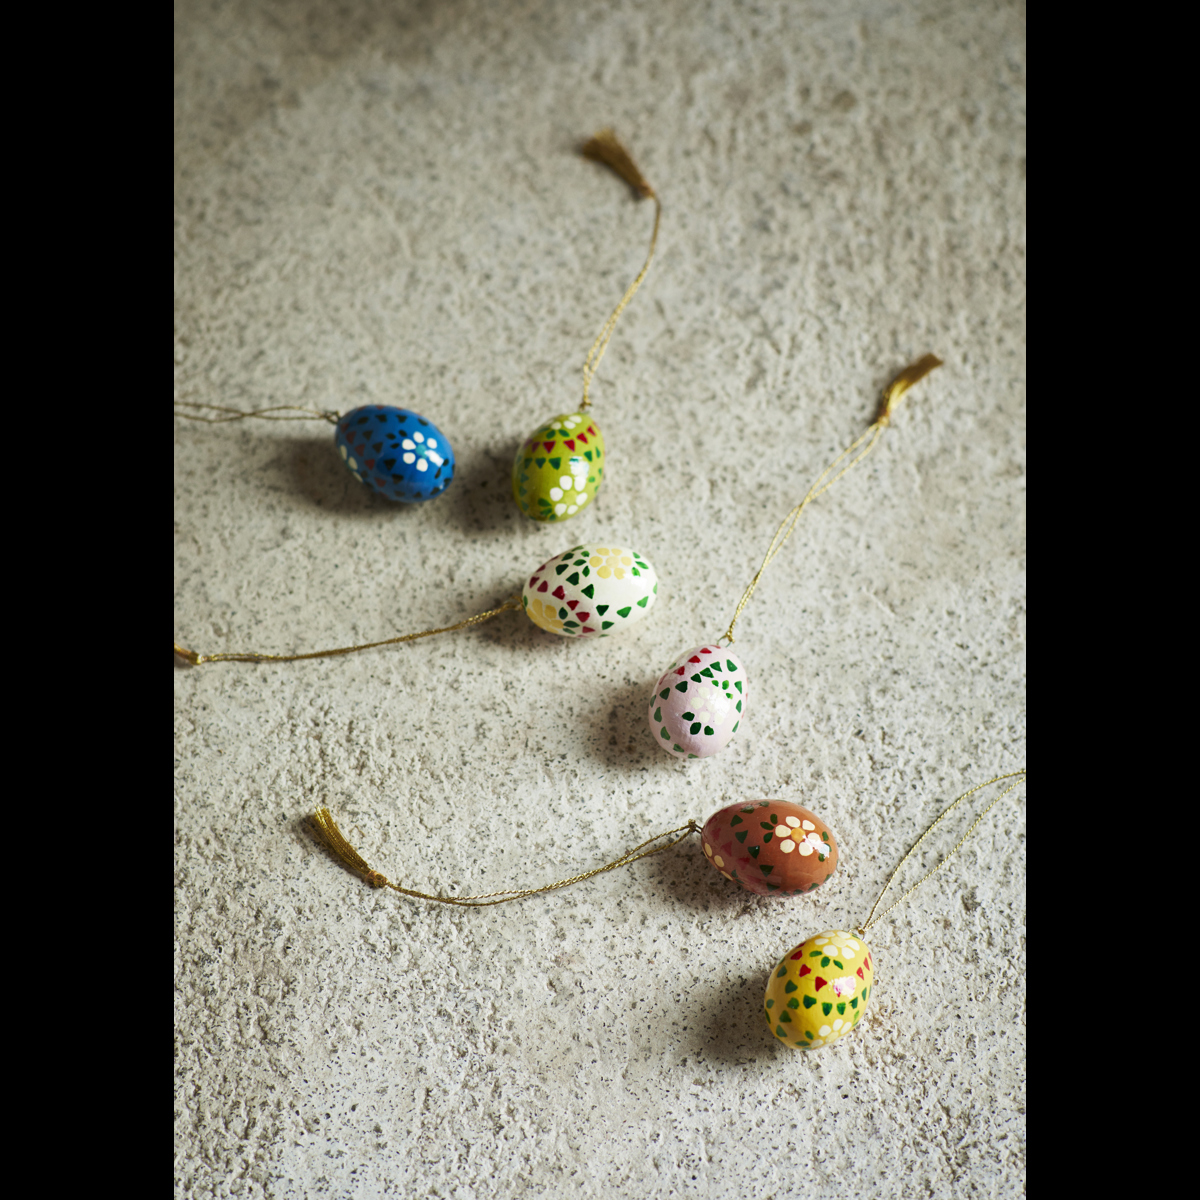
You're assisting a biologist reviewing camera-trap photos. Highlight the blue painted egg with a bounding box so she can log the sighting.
[334,406,455,502]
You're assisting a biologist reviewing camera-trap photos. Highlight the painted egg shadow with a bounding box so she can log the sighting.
[677,964,782,1066]
[273,433,429,516]
[582,670,683,769]
[656,848,807,919]
[471,601,562,653]
[440,439,527,536]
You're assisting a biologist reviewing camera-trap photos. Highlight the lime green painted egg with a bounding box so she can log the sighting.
[512,412,605,521]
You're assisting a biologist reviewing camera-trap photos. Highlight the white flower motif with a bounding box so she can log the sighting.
[813,932,859,960]
[797,832,827,857]
[818,1018,850,1040]
[775,818,828,857]
[691,683,731,729]
[400,435,443,471]
[550,461,591,515]
[831,976,857,998]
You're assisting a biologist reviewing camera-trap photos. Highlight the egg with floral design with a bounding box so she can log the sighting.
[335,406,455,502]
[522,545,657,638]
[764,930,875,1050]
[512,412,605,521]
[648,645,746,759]
[701,801,838,895]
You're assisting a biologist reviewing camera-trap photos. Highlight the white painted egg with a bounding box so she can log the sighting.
[648,644,747,758]
[522,545,658,638]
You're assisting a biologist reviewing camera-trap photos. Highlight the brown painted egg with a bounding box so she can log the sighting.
[700,800,839,896]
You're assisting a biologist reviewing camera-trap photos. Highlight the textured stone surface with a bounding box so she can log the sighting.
[174,2,1026,1195]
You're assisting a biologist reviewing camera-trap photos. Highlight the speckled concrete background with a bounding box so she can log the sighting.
[173,2,1026,1195]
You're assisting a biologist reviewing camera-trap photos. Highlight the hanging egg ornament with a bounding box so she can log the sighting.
[764,930,875,1050]
[648,645,747,759]
[701,801,838,895]
[522,544,657,638]
[512,413,605,521]
[335,406,455,502]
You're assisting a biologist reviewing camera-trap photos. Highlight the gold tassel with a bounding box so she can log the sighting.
[874,353,943,426]
[582,129,657,199]
[311,808,391,887]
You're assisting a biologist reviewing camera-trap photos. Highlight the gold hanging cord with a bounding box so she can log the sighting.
[174,597,521,665]
[722,353,942,644]
[176,132,657,423]
[310,767,1023,910]
[579,130,662,411]
[174,400,340,425]
[311,807,698,907]
[857,769,1026,938]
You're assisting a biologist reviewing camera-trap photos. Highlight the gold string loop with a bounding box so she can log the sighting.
[721,355,942,644]
[857,769,1027,938]
[174,400,340,425]
[578,130,661,411]
[311,807,699,907]
[174,597,522,665]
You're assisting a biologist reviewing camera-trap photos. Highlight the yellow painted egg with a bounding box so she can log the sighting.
[522,544,657,638]
[763,930,875,1050]
[512,412,606,521]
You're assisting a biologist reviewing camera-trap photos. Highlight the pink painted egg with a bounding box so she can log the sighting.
[647,645,747,759]
[700,801,839,895]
